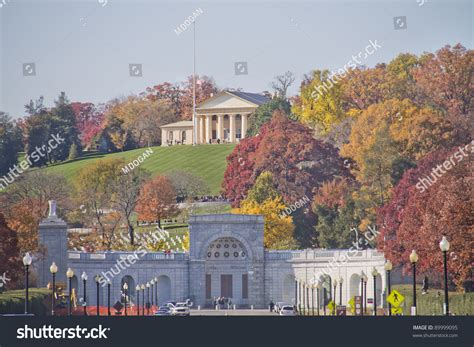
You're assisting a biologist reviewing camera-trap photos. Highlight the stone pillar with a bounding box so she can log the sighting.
[205,115,212,144]
[199,116,205,144]
[229,114,236,143]
[241,114,248,139]
[217,115,224,141]
[195,116,200,144]
[37,200,68,288]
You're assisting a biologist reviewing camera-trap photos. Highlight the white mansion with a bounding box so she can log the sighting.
[160,91,270,146]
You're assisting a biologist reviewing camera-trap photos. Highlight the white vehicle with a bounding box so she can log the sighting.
[279,305,296,316]
[171,302,191,316]
[275,302,287,313]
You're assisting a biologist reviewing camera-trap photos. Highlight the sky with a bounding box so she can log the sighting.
[0,0,472,118]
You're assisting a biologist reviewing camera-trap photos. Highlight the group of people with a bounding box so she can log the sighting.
[213,297,233,309]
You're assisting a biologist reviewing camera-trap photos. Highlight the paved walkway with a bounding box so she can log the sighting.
[190,309,277,316]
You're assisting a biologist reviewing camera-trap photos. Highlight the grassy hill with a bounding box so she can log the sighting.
[44,144,235,194]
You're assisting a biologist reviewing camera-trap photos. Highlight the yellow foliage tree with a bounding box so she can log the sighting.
[233,196,296,250]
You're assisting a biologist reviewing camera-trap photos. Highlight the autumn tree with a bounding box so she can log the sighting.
[71,102,104,150]
[167,170,210,202]
[0,213,23,290]
[271,71,295,98]
[377,147,473,288]
[233,196,297,250]
[0,171,71,253]
[135,175,178,228]
[74,159,125,249]
[246,172,279,204]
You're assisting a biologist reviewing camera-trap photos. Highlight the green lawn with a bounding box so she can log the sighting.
[44,144,235,194]
[392,284,473,315]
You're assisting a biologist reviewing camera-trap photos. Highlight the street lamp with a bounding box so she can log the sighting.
[372,267,379,316]
[154,277,158,305]
[49,262,58,316]
[409,250,419,315]
[332,280,337,316]
[136,285,140,316]
[123,282,128,316]
[95,275,100,316]
[362,272,368,315]
[311,284,315,316]
[146,282,151,315]
[306,282,310,316]
[301,282,306,315]
[316,282,321,316]
[107,280,111,316]
[439,236,450,316]
[66,268,74,316]
[150,279,155,307]
[339,277,343,306]
[23,252,32,315]
[298,280,302,314]
[141,284,145,316]
[384,260,393,316]
[81,272,88,316]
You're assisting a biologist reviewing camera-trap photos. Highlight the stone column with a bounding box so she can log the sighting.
[195,116,200,144]
[229,114,236,143]
[205,115,212,144]
[241,114,248,139]
[199,116,205,144]
[217,115,224,141]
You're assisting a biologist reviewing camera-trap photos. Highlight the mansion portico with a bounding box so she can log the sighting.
[161,91,270,146]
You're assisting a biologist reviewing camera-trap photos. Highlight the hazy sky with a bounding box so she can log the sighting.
[0,0,472,118]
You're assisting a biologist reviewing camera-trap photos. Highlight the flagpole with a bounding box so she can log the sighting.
[192,21,197,146]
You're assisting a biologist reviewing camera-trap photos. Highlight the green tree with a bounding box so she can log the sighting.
[247,98,292,136]
[0,113,22,177]
[246,172,279,204]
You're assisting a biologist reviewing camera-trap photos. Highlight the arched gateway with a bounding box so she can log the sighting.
[38,204,386,311]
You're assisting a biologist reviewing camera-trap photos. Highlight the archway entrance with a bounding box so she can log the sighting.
[156,275,171,305]
[204,237,250,308]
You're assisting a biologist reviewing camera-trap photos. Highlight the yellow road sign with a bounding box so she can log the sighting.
[387,290,405,308]
[391,307,403,315]
[327,300,335,311]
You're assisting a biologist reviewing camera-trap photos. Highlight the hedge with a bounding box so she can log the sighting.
[0,288,50,316]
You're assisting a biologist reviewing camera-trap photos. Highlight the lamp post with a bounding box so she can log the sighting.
[141,284,145,316]
[50,262,58,316]
[123,282,128,316]
[333,280,337,316]
[339,277,343,306]
[362,273,368,315]
[298,280,301,314]
[301,282,305,315]
[23,253,32,315]
[107,280,111,316]
[439,236,450,316]
[409,250,419,315]
[316,282,321,316]
[322,287,327,316]
[311,285,315,316]
[81,272,88,316]
[384,260,393,316]
[150,279,154,307]
[154,277,158,306]
[95,275,100,316]
[372,267,379,316]
[360,271,365,316]
[136,285,140,316]
[295,279,298,311]
[306,284,310,316]
[66,268,74,316]
[146,282,151,315]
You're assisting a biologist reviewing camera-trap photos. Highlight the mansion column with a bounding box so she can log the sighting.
[195,117,200,145]
[205,115,212,144]
[199,116,205,144]
[241,114,248,139]
[217,115,224,141]
[229,114,236,143]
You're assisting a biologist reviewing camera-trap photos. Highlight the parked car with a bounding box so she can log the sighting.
[279,305,296,316]
[275,302,287,313]
[155,306,172,316]
[171,302,191,316]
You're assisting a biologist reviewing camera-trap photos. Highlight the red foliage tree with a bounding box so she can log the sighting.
[377,146,473,287]
[71,102,104,149]
[0,213,22,289]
